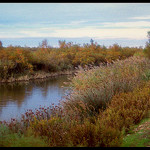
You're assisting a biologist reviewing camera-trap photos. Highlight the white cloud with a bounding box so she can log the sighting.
[99,21,150,28]
[0,24,149,40]
[130,15,150,20]
[68,20,88,25]
[49,27,149,40]
[18,27,149,40]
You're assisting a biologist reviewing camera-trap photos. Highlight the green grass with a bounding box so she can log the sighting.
[0,125,49,147]
[121,112,150,147]
[122,132,150,147]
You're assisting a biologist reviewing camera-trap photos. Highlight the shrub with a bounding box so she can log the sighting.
[99,83,150,133]
[0,48,33,79]
[30,116,71,147]
[0,40,145,81]
[67,118,122,147]
[29,114,122,147]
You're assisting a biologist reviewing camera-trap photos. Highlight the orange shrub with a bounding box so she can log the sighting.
[99,83,150,132]
[0,48,33,79]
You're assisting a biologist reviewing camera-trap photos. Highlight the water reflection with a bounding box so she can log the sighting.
[0,75,70,121]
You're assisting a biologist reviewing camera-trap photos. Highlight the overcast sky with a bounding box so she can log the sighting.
[0,3,150,47]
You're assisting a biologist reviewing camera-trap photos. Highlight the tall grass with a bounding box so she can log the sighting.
[63,56,150,114]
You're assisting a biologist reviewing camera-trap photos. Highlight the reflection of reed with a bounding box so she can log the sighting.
[0,83,30,108]
[30,75,71,98]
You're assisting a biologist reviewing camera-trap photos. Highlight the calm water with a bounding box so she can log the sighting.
[0,75,71,122]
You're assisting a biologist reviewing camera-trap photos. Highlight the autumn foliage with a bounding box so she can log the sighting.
[0,40,143,81]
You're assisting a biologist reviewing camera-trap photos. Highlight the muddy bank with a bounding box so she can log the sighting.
[0,70,75,83]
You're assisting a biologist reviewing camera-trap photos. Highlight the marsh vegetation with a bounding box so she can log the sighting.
[0,38,150,147]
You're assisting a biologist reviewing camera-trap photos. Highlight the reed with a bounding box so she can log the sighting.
[63,56,150,114]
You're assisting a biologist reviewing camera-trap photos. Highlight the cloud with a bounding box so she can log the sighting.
[49,27,148,40]
[130,15,150,20]
[99,21,150,28]
[0,21,149,40]
[13,27,148,40]
[68,20,88,25]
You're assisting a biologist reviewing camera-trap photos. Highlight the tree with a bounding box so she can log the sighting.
[39,39,48,48]
[58,40,66,49]
[90,39,94,45]
[147,31,150,44]
[0,40,3,50]
[144,31,150,58]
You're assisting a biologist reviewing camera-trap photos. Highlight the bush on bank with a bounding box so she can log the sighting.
[0,41,143,81]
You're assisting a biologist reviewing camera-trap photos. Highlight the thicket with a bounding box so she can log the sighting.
[0,40,143,81]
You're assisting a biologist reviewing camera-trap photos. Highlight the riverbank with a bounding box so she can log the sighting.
[0,70,75,83]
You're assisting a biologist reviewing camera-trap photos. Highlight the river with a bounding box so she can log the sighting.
[0,75,71,122]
